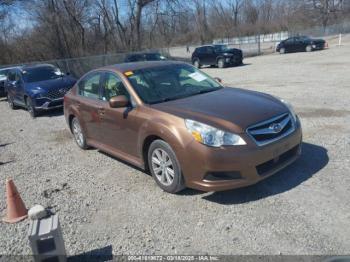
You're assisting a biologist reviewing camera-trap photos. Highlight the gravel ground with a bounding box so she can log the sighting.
[0,38,349,257]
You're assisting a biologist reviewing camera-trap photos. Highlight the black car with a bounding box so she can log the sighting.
[191,44,243,68]
[6,64,76,117]
[276,36,326,54]
[124,52,167,63]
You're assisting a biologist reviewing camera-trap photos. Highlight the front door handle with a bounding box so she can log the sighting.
[98,107,105,115]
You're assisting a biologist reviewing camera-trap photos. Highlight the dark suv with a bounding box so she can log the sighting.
[6,64,76,117]
[191,44,243,68]
[124,52,167,63]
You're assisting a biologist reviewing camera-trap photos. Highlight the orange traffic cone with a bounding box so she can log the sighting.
[2,179,28,223]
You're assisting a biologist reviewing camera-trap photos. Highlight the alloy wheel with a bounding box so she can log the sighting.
[151,148,175,186]
[7,95,14,109]
[72,118,84,148]
[193,59,200,68]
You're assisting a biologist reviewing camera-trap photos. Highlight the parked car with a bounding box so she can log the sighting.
[6,64,76,117]
[276,36,326,54]
[0,67,16,97]
[64,61,302,193]
[124,52,167,63]
[191,44,243,68]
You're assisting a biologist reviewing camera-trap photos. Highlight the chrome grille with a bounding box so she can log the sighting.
[44,87,71,100]
[247,113,295,146]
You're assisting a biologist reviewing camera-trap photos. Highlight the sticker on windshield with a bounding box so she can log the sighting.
[124,71,133,76]
[188,72,207,82]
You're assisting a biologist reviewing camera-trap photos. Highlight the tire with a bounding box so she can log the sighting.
[26,97,38,118]
[7,94,18,110]
[306,45,312,52]
[279,48,286,54]
[217,58,226,68]
[71,117,88,149]
[193,58,201,68]
[148,140,185,193]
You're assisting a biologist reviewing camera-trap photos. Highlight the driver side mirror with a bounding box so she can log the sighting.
[214,77,222,83]
[109,95,129,108]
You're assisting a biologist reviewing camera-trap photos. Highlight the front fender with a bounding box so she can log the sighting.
[137,116,191,163]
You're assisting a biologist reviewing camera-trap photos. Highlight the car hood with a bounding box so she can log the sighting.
[25,76,76,92]
[151,87,288,133]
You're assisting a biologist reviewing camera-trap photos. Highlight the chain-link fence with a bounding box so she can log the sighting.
[0,49,169,78]
[1,21,349,78]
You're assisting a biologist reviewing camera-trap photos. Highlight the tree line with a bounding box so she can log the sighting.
[0,0,349,65]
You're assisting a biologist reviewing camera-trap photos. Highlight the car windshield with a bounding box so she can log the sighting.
[214,45,229,52]
[22,66,63,83]
[145,53,166,61]
[126,64,222,104]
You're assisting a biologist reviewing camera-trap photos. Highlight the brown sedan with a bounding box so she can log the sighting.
[64,61,302,193]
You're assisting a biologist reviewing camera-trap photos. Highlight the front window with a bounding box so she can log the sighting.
[102,73,129,101]
[22,66,63,83]
[0,70,9,79]
[125,64,222,104]
[214,45,229,52]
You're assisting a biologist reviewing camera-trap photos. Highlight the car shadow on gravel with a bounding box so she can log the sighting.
[191,142,329,204]
[38,108,64,118]
[68,244,113,261]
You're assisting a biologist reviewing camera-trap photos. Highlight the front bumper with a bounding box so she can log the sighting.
[179,121,302,192]
[225,56,243,65]
[34,97,64,110]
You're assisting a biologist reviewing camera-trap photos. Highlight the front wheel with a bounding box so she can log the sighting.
[217,58,226,68]
[148,140,185,193]
[7,94,18,110]
[26,97,38,118]
[306,45,312,52]
[279,48,286,54]
[193,58,201,68]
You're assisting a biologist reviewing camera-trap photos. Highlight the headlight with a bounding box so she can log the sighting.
[279,98,297,122]
[31,87,45,98]
[185,119,246,147]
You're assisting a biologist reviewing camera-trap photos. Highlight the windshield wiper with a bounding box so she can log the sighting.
[196,88,221,95]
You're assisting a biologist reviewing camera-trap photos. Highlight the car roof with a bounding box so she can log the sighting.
[101,60,186,73]
[0,66,19,71]
[21,64,56,71]
[196,45,214,48]
[126,52,161,56]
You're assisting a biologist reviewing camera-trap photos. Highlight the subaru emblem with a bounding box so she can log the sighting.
[270,123,282,133]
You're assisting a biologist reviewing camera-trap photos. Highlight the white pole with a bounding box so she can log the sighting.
[338,34,342,46]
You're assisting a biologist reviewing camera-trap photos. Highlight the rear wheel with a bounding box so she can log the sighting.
[306,45,312,52]
[7,94,17,110]
[279,48,286,54]
[148,140,185,193]
[217,58,226,68]
[193,58,201,68]
[26,97,38,118]
[71,117,88,149]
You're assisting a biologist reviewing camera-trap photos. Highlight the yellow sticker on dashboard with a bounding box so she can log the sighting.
[124,71,133,76]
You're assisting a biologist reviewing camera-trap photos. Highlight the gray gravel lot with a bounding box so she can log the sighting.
[0,39,349,257]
